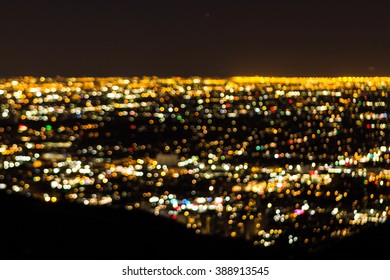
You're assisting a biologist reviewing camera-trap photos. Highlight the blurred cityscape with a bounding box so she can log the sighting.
[0,76,389,254]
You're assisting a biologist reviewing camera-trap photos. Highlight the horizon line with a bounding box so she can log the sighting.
[2,75,390,79]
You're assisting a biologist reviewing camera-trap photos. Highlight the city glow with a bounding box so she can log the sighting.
[0,76,388,252]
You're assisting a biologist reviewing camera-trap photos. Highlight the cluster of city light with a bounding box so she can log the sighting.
[0,76,388,252]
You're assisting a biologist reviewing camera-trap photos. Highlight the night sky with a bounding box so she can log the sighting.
[1,0,390,77]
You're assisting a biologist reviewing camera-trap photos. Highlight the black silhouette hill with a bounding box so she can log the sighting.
[0,192,266,259]
[1,192,389,260]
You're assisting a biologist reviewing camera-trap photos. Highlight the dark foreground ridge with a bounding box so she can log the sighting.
[0,192,264,260]
[1,192,389,260]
